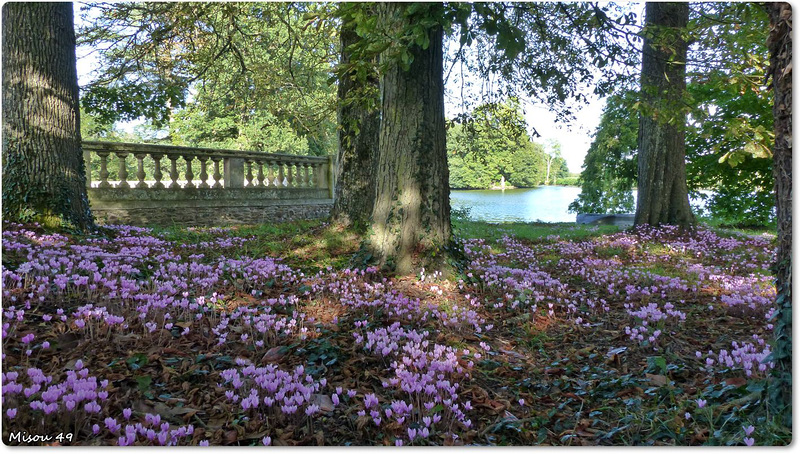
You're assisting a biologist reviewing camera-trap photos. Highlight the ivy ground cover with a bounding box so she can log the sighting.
[1,220,786,445]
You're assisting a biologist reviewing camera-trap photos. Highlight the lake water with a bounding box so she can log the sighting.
[451,186,711,223]
[450,186,582,223]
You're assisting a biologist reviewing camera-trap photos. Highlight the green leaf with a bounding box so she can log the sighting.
[136,375,152,392]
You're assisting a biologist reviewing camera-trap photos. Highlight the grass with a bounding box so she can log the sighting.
[453,219,621,243]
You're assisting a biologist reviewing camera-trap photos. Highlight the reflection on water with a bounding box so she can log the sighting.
[450,187,581,223]
[450,187,710,223]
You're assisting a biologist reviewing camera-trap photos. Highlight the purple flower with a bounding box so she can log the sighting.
[199,440,210,446]
[364,393,379,409]
[6,408,17,419]
[21,333,34,344]
[262,436,272,446]
[744,437,755,446]
[696,399,707,409]
[123,408,132,420]
[744,425,755,436]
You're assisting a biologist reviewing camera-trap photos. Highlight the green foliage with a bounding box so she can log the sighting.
[686,3,774,228]
[447,98,548,189]
[569,91,638,214]
[570,3,774,227]
[78,2,338,156]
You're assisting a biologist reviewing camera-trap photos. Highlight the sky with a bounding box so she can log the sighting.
[74,3,609,175]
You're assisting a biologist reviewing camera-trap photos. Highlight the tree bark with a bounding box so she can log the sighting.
[2,2,93,230]
[634,2,694,227]
[330,21,380,229]
[765,1,792,429]
[367,3,451,274]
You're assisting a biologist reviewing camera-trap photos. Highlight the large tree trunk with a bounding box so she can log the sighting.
[330,21,380,229]
[2,2,93,230]
[634,2,694,227]
[367,3,451,275]
[765,1,792,429]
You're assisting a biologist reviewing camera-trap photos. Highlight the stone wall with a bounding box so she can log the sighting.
[89,187,332,227]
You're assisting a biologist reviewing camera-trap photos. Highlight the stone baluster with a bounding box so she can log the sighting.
[256,160,265,187]
[296,162,304,187]
[116,151,130,188]
[134,153,147,188]
[198,156,210,188]
[97,151,111,188]
[211,157,223,188]
[152,154,165,189]
[286,163,294,187]
[278,162,286,187]
[303,163,310,188]
[183,155,195,188]
[267,161,276,187]
[245,160,254,187]
[295,162,303,187]
[168,155,180,188]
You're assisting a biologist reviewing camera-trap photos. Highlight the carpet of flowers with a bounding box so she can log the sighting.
[1,221,783,445]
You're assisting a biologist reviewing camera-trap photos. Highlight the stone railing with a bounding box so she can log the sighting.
[83,141,335,226]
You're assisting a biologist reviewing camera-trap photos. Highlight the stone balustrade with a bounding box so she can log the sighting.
[83,141,335,226]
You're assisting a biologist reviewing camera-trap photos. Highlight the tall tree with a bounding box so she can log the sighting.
[2,2,93,230]
[330,14,380,228]
[634,2,694,227]
[366,3,451,274]
[80,2,338,154]
[764,1,791,429]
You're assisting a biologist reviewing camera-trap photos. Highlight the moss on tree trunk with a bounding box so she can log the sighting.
[2,2,93,231]
[330,21,380,229]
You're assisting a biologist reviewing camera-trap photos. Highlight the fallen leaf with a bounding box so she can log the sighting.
[646,373,668,387]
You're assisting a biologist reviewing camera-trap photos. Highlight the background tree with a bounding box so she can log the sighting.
[764,1,791,429]
[571,3,775,228]
[634,2,694,227]
[448,98,547,189]
[569,91,638,214]
[2,2,93,230]
[79,2,338,155]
